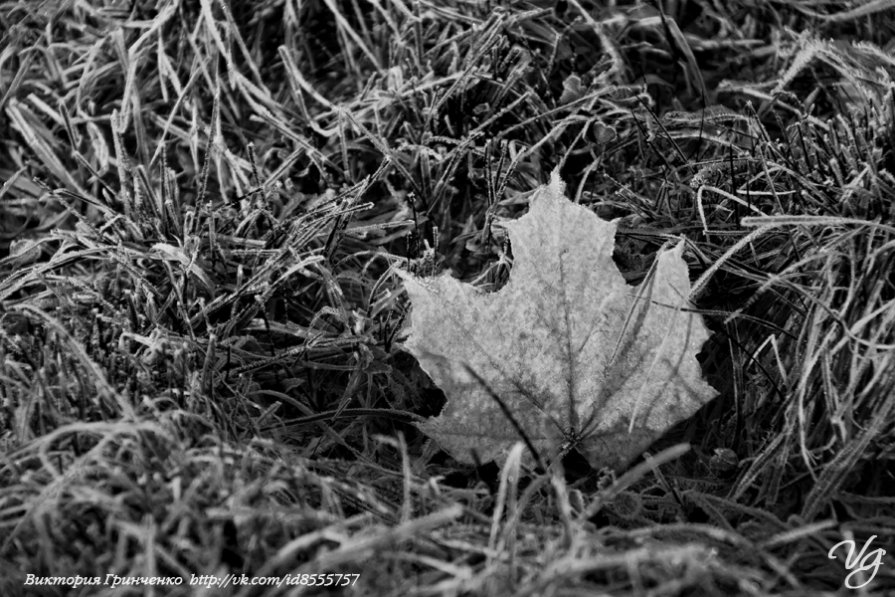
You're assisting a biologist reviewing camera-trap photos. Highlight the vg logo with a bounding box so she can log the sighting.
[828,534,887,590]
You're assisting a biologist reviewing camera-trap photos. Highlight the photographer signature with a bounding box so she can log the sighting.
[828,534,887,589]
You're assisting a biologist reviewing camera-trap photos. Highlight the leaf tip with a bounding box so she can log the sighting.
[548,167,566,198]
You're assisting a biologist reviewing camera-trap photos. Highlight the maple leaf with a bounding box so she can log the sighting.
[397,171,716,470]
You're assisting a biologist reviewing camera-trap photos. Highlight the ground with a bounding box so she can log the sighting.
[1,1,894,595]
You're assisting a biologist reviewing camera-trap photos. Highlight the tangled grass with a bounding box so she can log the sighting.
[2,1,894,595]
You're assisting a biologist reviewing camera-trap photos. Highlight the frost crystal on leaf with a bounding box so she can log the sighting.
[397,171,716,470]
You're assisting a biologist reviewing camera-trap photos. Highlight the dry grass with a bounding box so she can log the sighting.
[1,0,894,595]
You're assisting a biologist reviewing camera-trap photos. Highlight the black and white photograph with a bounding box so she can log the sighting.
[1,0,894,595]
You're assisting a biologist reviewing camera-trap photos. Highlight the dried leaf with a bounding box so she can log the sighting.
[398,171,716,470]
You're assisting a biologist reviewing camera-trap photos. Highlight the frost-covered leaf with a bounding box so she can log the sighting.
[398,171,716,470]
[559,74,585,104]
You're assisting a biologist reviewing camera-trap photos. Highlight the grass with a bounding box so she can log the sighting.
[1,0,894,595]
